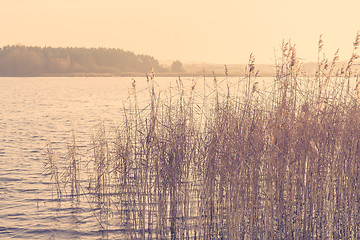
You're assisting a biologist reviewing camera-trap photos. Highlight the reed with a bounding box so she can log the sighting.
[64,132,81,201]
[44,141,62,199]
[44,35,360,239]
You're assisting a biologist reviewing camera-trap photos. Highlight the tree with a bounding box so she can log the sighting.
[0,45,165,76]
[171,60,184,73]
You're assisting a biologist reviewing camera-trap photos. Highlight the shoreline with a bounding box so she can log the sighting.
[0,72,274,78]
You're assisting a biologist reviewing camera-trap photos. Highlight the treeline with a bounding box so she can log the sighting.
[0,45,164,76]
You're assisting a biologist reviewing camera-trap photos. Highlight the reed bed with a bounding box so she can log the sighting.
[44,36,360,239]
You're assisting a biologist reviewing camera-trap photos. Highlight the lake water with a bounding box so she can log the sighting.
[1,76,268,239]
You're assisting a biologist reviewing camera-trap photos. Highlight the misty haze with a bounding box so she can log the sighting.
[2,0,360,239]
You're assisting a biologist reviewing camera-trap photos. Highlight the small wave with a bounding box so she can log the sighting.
[0,226,13,234]
[20,188,40,193]
[5,213,26,217]
[21,227,128,238]
[0,177,23,182]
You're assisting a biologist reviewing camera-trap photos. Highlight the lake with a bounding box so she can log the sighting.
[1,76,265,239]
[3,75,360,239]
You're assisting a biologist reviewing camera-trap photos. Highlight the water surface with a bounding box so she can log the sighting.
[0,76,269,239]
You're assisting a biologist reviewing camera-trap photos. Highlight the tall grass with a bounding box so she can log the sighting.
[44,35,360,239]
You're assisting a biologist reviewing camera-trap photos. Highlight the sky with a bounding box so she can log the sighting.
[1,0,360,64]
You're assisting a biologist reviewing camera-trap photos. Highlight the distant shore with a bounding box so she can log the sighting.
[1,60,356,78]
[0,72,274,78]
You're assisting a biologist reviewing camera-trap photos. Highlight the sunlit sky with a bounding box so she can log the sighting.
[1,0,360,64]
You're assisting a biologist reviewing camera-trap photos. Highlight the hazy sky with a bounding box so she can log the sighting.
[1,0,360,64]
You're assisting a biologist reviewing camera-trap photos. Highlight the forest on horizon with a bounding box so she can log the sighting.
[0,45,343,77]
[0,45,168,76]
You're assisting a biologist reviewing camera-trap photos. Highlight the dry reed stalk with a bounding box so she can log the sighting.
[44,141,62,199]
[43,35,360,239]
[65,132,81,201]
